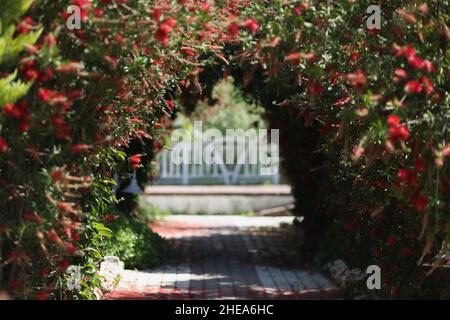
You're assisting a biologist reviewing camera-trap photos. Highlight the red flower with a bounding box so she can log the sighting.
[345,69,367,88]
[70,144,90,154]
[413,159,426,172]
[0,137,8,153]
[386,115,400,126]
[48,229,64,246]
[394,68,408,80]
[130,154,142,170]
[407,54,423,69]
[243,18,259,34]
[293,6,302,16]
[420,76,434,96]
[58,258,69,270]
[309,82,324,96]
[405,80,423,94]
[151,8,162,21]
[410,193,428,211]
[388,123,410,141]
[386,114,411,141]
[166,99,175,110]
[180,47,197,57]
[227,23,240,38]
[17,17,34,34]
[4,103,25,119]
[421,59,435,73]
[397,168,411,181]
[66,242,79,255]
[155,18,176,45]
[285,52,301,65]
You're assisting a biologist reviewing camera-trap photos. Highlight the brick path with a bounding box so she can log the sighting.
[105,215,339,300]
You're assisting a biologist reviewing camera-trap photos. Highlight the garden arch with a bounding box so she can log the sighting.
[0,0,448,299]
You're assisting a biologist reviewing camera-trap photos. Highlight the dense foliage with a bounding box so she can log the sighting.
[103,215,167,269]
[0,0,449,299]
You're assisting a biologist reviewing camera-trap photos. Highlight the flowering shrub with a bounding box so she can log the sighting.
[0,0,449,299]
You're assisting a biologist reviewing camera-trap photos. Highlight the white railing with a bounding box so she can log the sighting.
[156,133,280,185]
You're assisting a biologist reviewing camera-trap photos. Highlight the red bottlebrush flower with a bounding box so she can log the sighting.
[200,2,211,12]
[159,22,173,34]
[18,119,30,132]
[163,17,177,28]
[345,69,367,88]
[152,8,163,21]
[244,18,259,34]
[389,124,410,141]
[227,23,240,38]
[130,154,142,170]
[58,258,69,270]
[180,47,196,57]
[387,235,397,247]
[37,88,57,102]
[405,80,423,94]
[421,59,435,73]
[386,114,400,126]
[66,242,79,255]
[166,99,175,110]
[3,103,24,119]
[420,76,434,96]
[72,230,81,242]
[36,290,48,300]
[92,8,104,18]
[397,168,411,181]
[394,68,408,80]
[308,82,324,96]
[72,0,91,21]
[155,30,169,45]
[410,193,428,211]
[48,229,64,246]
[129,154,142,165]
[285,52,301,65]
[369,227,377,239]
[293,6,302,16]
[334,96,351,106]
[58,201,77,214]
[24,67,41,81]
[413,159,426,172]
[407,54,423,69]
[56,62,83,74]
[17,17,34,34]
[0,137,8,153]
[23,211,43,225]
[70,144,90,154]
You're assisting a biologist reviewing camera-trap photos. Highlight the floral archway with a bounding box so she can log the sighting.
[0,0,449,299]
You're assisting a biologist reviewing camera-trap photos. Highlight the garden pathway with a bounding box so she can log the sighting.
[105,215,339,299]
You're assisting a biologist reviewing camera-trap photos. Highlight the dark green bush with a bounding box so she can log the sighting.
[103,217,168,270]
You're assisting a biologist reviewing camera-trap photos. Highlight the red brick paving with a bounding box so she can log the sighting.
[105,216,339,300]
